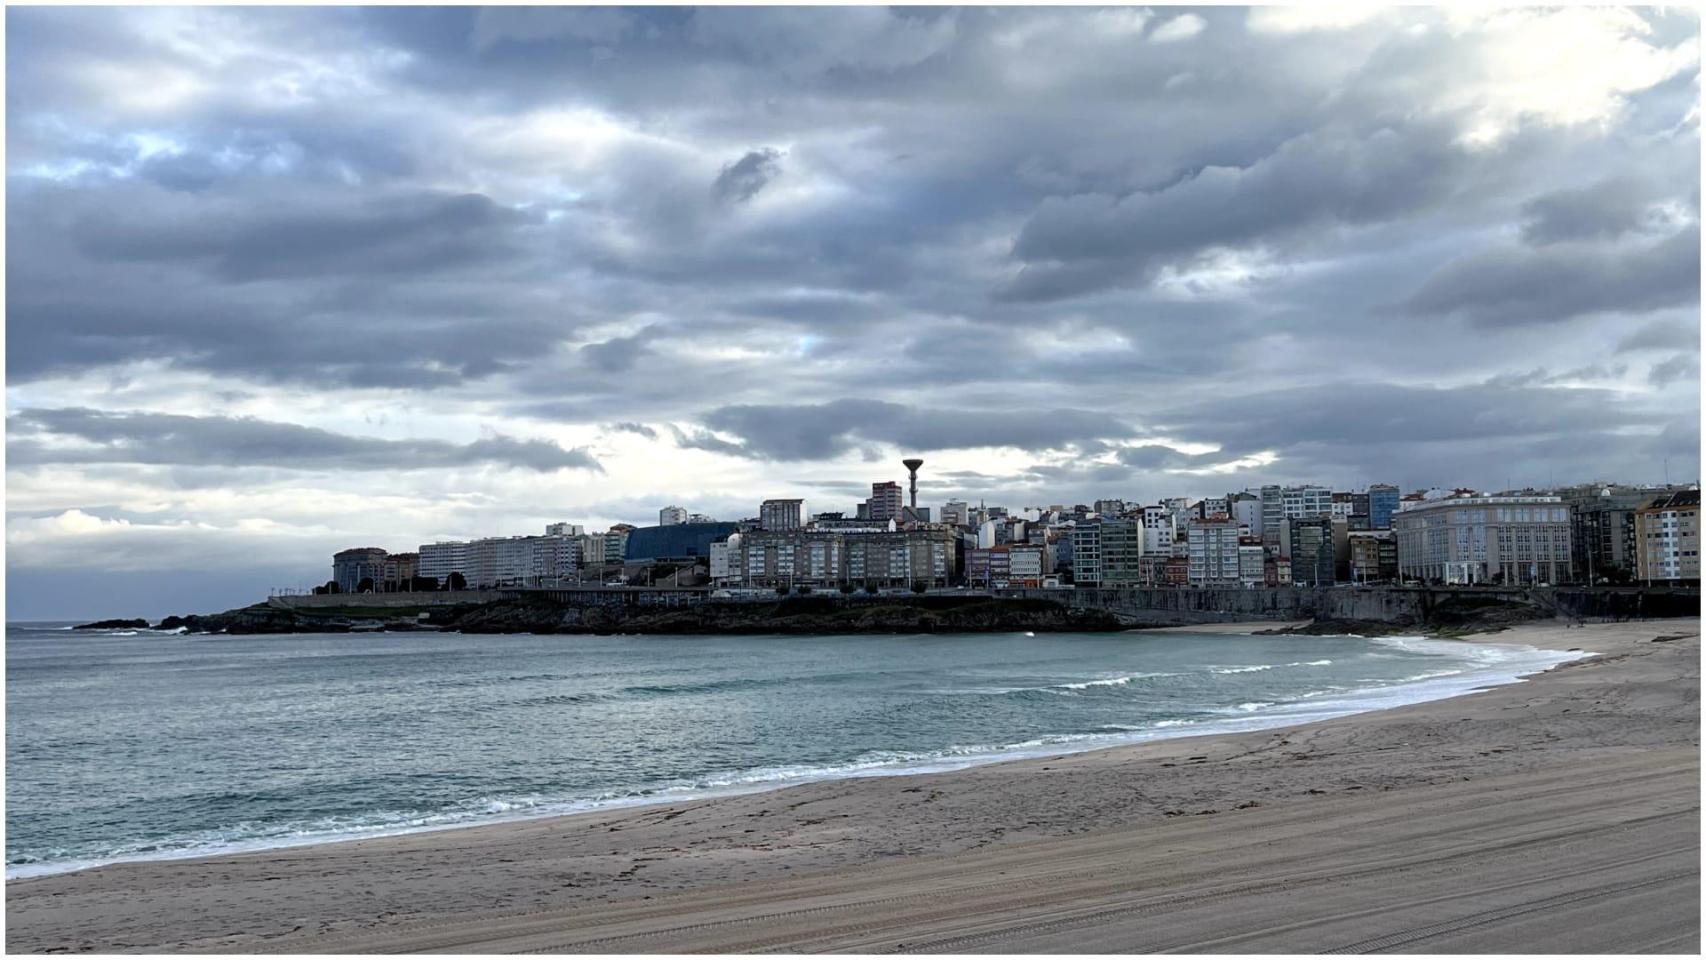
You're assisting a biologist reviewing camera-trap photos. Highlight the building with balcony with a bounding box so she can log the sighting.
[1186,517,1241,586]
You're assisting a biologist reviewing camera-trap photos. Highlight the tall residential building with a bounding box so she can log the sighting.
[1287,517,1336,586]
[1140,504,1175,555]
[759,498,805,531]
[1230,492,1263,538]
[1099,518,1144,586]
[867,482,903,522]
[1093,498,1127,518]
[659,505,689,526]
[1635,489,1700,583]
[1284,485,1333,521]
[1262,485,1333,546]
[602,525,633,564]
[1071,524,1103,586]
[940,500,970,527]
[1393,495,1572,585]
[1260,485,1284,548]
[1564,485,1665,583]
[545,522,584,537]
[1187,518,1241,586]
[332,547,388,593]
[1367,484,1400,529]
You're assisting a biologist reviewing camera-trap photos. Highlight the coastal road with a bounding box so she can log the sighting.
[267,747,1698,954]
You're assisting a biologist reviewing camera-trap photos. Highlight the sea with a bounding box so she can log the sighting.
[5,623,1585,879]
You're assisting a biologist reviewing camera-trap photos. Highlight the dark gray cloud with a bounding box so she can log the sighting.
[712,148,783,204]
[1399,227,1700,326]
[1520,177,1660,246]
[668,424,751,457]
[697,400,1133,460]
[8,408,600,473]
[72,190,532,283]
[580,329,655,372]
[606,421,658,439]
[1617,319,1700,353]
[1001,122,1476,301]
[1649,353,1701,388]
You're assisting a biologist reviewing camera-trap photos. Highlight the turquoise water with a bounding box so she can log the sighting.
[5,624,1582,878]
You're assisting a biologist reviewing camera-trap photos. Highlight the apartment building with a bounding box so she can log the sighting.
[1186,517,1242,586]
[1635,489,1701,583]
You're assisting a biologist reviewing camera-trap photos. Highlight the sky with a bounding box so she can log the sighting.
[5,5,1702,618]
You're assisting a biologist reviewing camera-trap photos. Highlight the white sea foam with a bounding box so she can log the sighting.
[1056,672,1174,690]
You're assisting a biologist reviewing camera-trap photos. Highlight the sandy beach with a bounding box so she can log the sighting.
[6,619,1698,954]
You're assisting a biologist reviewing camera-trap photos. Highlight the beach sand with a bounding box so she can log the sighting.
[6,619,1698,953]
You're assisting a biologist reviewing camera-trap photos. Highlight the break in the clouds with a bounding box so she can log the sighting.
[5,5,1701,616]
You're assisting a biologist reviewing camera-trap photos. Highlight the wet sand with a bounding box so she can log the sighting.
[6,619,1698,953]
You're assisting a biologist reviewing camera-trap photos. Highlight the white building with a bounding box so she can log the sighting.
[1009,544,1046,582]
[1187,518,1242,586]
[418,540,470,584]
[709,533,742,583]
[659,505,689,526]
[1141,505,1175,555]
[1231,494,1262,539]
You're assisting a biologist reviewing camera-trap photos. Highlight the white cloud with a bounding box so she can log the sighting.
[1149,14,1206,44]
[1246,6,1390,35]
[1440,7,1699,146]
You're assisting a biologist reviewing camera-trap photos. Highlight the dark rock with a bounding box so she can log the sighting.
[71,618,150,630]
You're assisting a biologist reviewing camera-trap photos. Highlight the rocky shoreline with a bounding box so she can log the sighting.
[98,595,1130,636]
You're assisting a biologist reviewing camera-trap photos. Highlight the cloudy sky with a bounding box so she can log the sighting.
[6,5,1701,617]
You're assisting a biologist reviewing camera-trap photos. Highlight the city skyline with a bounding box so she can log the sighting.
[7,6,1701,618]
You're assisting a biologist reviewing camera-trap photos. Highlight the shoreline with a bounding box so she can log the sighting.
[7,620,1696,952]
[6,622,1571,883]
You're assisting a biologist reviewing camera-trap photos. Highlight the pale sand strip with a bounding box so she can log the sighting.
[5,619,1698,954]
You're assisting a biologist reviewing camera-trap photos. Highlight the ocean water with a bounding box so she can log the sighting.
[5,624,1585,878]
